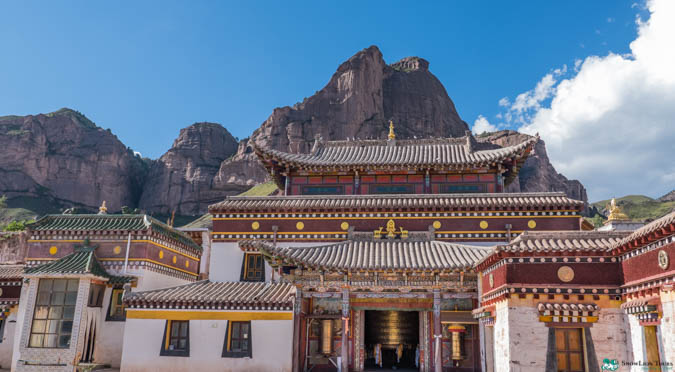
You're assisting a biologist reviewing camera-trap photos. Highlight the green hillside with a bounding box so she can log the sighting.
[588,194,675,227]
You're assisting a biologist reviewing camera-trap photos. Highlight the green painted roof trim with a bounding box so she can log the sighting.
[28,214,201,252]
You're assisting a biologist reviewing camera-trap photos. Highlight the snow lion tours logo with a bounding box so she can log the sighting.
[602,359,619,371]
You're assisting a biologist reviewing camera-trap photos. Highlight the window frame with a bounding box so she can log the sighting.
[105,287,126,321]
[240,253,265,282]
[159,320,190,357]
[222,321,252,358]
[28,278,79,349]
[87,283,105,307]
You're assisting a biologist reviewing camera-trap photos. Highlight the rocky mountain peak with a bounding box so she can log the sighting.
[390,56,429,72]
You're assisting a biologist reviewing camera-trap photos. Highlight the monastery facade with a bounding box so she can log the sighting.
[0,124,672,371]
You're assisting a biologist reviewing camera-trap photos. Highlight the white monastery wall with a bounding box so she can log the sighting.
[660,290,675,367]
[627,313,645,371]
[120,318,292,372]
[94,287,125,368]
[590,308,631,369]
[0,308,18,369]
[492,300,510,372]
[493,300,549,372]
[134,269,192,291]
[11,283,30,371]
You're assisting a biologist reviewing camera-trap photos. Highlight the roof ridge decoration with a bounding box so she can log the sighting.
[611,210,675,251]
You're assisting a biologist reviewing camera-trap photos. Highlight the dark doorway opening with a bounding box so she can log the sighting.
[364,310,419,370]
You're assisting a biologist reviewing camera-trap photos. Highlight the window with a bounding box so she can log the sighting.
[241,253,264,282]
[87,283,105,307]
[555,328,585,372]
[29,278,78,348]
[106,288,126,321]
[160,320,189,357]
[223,321,251,358]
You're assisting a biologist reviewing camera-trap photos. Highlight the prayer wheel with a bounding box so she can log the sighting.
[446,324,466,361]
[364,311,419,346]
[321,319,333,355]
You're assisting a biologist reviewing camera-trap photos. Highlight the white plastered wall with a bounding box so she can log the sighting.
[660,290,675,368]
[0,306,18,369]
[589,308,631,369]
[626,314,646,372]
[120,317,292,372]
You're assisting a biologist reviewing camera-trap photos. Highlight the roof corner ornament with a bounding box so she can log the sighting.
[98,201,107,215]
[311,134,323,154]
[388,120,396,140]
[374,219,408,239]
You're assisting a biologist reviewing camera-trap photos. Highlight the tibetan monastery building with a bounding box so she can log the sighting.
[0,125,672,372]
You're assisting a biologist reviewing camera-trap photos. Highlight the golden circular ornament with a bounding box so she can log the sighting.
[479,221,488,229]
[159,250,164,259]
[251,221,260,230]
[528,220,537,229]
[172,256,177,264]
[296,221,305,230]
[49,246,58,255]
[113,246,122,255]
[340,222,349,231]
[557,266,575,282]
[658,250,669,270]
[433,221,442,229]
[185,261,190,268]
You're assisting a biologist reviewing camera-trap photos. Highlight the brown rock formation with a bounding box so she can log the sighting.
[215,45,470,186]
[138,123,245,215]
[477,130,588,207]
[0,108,147,212]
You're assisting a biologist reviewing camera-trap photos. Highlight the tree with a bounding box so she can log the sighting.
[3,219,34,232]
[0,195,6,209]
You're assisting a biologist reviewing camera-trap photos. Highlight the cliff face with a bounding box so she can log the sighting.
[214,45,470,186]
[0,46,588,216]
[138,123,244,215]
[0,109,147,212]
[478,130,588,206]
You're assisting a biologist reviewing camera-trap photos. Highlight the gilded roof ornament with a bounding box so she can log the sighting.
[388,120,396,140]
[606,198,629,222]
[374,219,408,239]
[98,200,107,215]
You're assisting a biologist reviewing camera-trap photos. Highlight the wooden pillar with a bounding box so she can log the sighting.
[292,288,303,372]
[433,289,442,372]
[341,288,350,372]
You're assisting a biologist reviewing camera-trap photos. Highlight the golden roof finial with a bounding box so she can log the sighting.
[388,120,396,140]
[98,200,107,215]
[606,198,629,222]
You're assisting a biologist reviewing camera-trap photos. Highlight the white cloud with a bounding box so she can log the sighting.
[472,115,497,134]
[607,17,615,23]
[512,0,675,201]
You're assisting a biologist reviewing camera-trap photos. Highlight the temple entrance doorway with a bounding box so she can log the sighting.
[364,310,419,371]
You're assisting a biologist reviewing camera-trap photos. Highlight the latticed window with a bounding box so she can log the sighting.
[29,278,78,348]
[555,328,585,372]
[160,320,189,357]
[243,253,264,282]
[223,321,251,358]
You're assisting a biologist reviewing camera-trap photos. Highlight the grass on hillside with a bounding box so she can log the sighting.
[591,195,675,222]
[237,181,279,197]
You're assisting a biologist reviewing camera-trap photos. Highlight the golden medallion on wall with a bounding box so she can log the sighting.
[172,256,177,264]
[251,221,260,230]
[159,250,164,259]
[557,266,575,282]
[113,246,122,255]
[433,221,442,229]
[185,260,190,268]
[658,250,669,270]
[341,222,349,231]
[49,246,58,255]
[479,221,488,229]
[296,221,305,230]
[528,220,537,229]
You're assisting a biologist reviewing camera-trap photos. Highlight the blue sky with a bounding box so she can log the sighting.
[3,1,670,201]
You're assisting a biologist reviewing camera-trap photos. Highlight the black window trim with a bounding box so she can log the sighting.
[222,320,252,358]
[105,287,126,322]
[239,253,265,282]
[159,320,190,357]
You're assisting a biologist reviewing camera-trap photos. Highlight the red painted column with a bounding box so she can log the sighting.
[433,289,442,372]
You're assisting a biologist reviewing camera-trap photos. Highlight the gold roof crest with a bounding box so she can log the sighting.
[388,120,396,140]
[606,198,629,222]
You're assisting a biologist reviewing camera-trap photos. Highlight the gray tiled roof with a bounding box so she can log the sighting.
[124,280,294,310]
[612,210,675,250]
[241,239,491,271]
[254,135,538,171]
[210,192,584,212]
[0,265,24,280]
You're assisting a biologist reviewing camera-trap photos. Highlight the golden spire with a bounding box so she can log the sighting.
[98,200,107,215]
[388,120,396,140]
[606,198,629,222]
